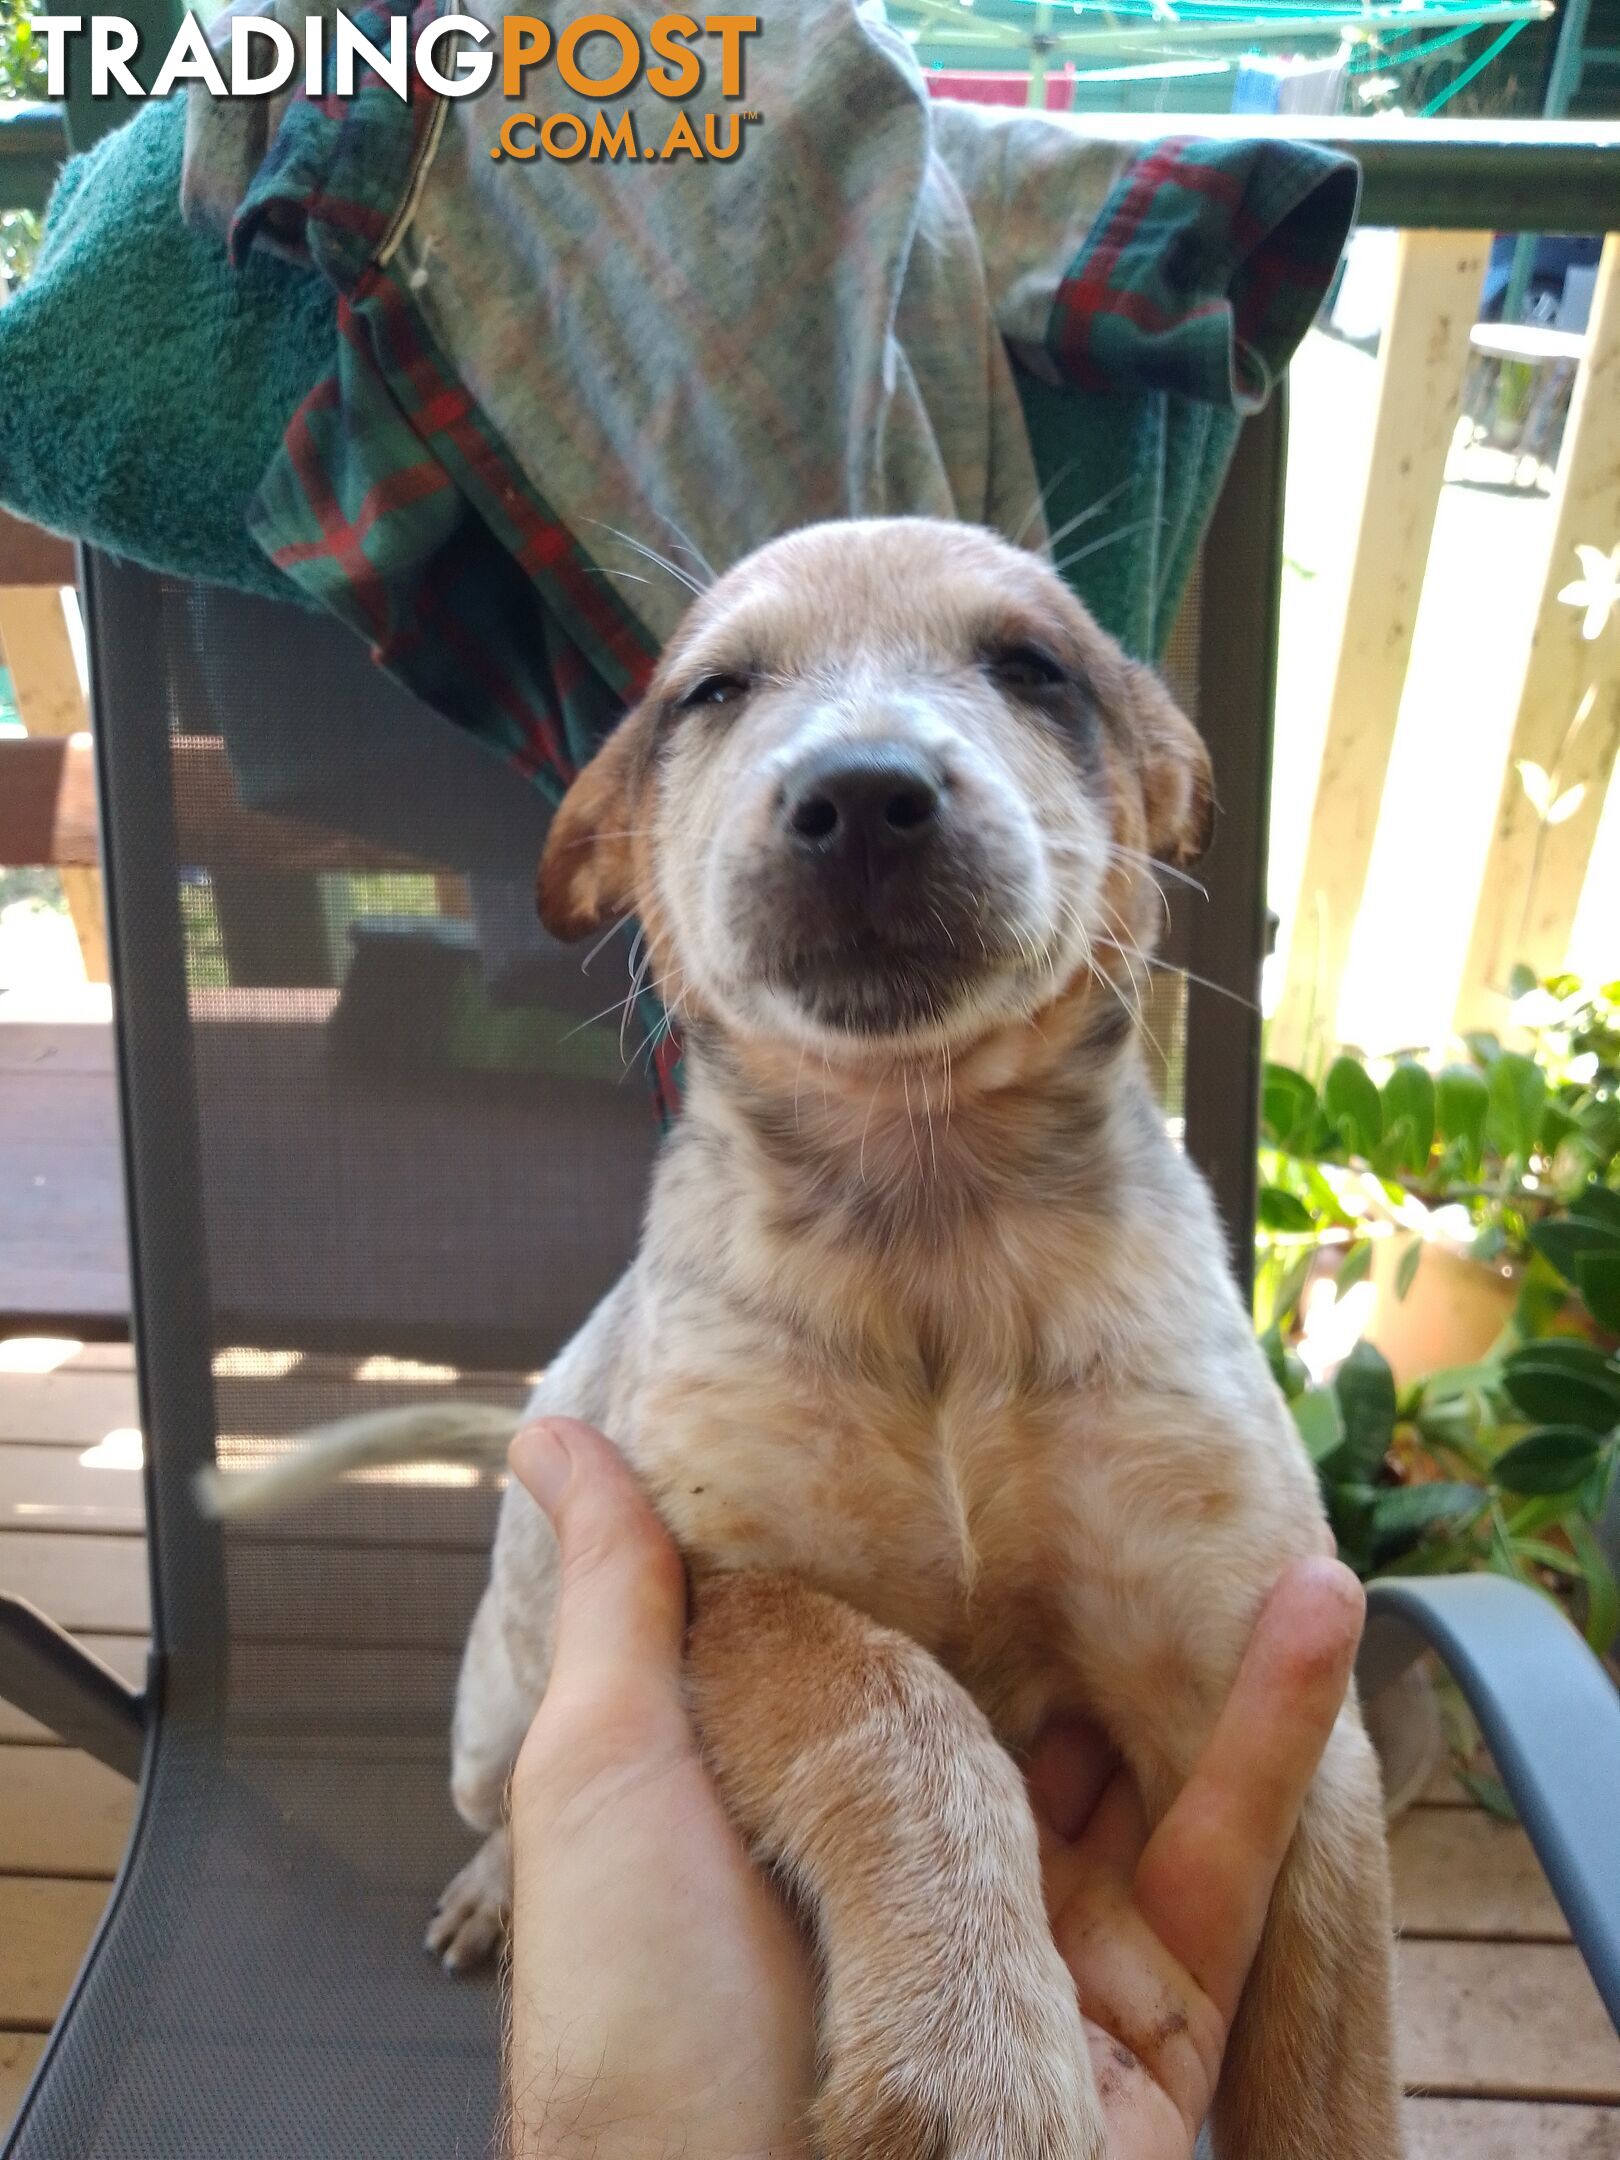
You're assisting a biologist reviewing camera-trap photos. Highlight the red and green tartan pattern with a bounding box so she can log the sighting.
[232,0,659,799]
[1047,135,1359,417]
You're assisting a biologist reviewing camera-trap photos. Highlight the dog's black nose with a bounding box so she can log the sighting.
[781,743,944,877]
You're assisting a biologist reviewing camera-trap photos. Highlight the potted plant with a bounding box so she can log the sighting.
[1254,972,1620,1807]
[1257,970,1620,1376]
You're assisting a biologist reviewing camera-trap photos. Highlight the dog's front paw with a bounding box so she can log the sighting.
[815,1947,1103,2160]
[424,1828,509,1973]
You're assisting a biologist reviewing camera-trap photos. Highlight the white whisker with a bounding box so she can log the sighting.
[1009,453,1095,550]
[1038,477,1132,563]
[583,565,655,589]
[917,1063,939,1180]
[654,515,717,584]
[1095,939,1259,1015]
[579,911,636,976]
[586,520,706,599]
[1105,841,1208,901]
[1053,516,1157,579]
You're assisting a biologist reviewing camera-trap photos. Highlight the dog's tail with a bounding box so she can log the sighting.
[193,1402,524,1521]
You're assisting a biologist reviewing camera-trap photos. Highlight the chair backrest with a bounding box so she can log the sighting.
[88,392,1282,1740]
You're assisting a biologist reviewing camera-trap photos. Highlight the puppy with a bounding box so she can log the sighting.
[430,518,1401,2159]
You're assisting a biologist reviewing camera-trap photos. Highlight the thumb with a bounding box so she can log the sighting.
[1133,1555,1364,2022]
[508,1417,688,1694]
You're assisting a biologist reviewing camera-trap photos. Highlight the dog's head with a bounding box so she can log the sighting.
[538,519,1211,1068]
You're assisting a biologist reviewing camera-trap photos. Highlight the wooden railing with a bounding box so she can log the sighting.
[1270,229,1620,1057]
[0,518,108,979]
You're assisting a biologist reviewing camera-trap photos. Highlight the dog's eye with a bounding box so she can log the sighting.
[680,672,751,711]
[984,643,1069,694]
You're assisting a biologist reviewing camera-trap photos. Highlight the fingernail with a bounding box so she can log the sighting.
[509,1420,570,1514]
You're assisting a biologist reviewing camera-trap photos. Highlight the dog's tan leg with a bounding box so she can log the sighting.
[1209,1709,1402,2160]
[428,1581,541,1972]
[688,1569,1101,2160]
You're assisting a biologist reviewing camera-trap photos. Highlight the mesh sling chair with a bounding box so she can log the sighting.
[4,398,1620,2160]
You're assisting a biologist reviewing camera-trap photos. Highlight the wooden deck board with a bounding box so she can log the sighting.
[0,1748,137,1879]
[0,1370,139,1446]
[1398,1941,1620,2101]
[0,1443,145,1535]
[0,2036,46,2126]
[0,1878,115,2026]
[0,1020,127,1331]
[1404,2098,1620,2157]
[0,1532,149,1635]
[1391,1808,1571,1941]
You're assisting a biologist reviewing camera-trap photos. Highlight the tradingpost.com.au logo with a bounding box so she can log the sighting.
[30,12,763,163]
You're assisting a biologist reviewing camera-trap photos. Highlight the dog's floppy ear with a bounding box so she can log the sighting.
[1130,663,1215,868]
[537,709,652,941]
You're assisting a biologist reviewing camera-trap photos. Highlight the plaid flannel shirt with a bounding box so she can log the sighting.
[180,0,1354,790]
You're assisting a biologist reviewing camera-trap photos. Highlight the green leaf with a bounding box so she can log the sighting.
[1367,1481,1485,1547]
[1455,1767,1519,1823]
[1539,1100,1579,1155]
[1566,1515,1620,1655]
[1576,1252,1620,1332]
[1261,1063,1321,1153]
[1336,1241,1373,1296]
[1323,1056,1382,1157]
[1515,1257,1574,1339]
[1503,1335,1620,1378]
[1499,1344,1620,1432]
[1267,1250,1316,1334]
[1528,1216,1620,1288]
[1492,1425,1603,1497]
[1331,1339,1398,1480]
[1257,1325,1310,1405]
[1436,1064,1489,1178]
[1414,1390,1486,1460]
[1380,1061,1435,1174]
[1509,1536,1585,1578]
[1505,1492,1585,1537]
[1258,1323,1287,1390]
[1485,1050,1546,1164]
[1369,1117,1413,1181]
[1395,1239,1423,1302]
[1258,1185,1316,1234]
[1463,1029,1502,1069]
[1570,1183,1620,1233]
[1324,1479,1378,1565]
[1508,962,1540,1000]
[1290,1387,1344,1464]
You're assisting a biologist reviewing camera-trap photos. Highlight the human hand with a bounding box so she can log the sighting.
[503,1417,1363,2160]
[504,1417,816,2159]
[1025,1558,1366,2158]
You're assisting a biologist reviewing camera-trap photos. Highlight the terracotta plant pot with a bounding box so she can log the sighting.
[1364,1235,1517,1392]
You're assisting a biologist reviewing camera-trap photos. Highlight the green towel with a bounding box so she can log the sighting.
[1,96,329,603]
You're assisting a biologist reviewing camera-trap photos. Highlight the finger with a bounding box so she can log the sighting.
[1074,1763,1150,1876]
[509,1418,689,1693]
[1133,1557,1364,2020]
